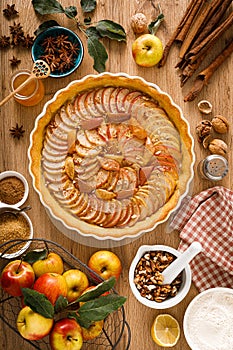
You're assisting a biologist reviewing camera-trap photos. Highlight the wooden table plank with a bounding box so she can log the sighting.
[0,1,232,349]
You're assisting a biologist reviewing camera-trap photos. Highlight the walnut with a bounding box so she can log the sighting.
[195,120,213,142]
[197,100,212,114]
[211,115,229,134]
[208,139,228,156]
[131,13,147,34]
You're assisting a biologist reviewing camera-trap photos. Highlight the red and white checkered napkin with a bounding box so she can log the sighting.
[170,186,233,292]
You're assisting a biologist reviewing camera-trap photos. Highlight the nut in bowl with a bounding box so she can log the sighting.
[32,26,84,78]
[0,206,33,259]
[129,245,192,309]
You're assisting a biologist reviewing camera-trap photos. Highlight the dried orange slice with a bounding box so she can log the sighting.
[151,314,180,347]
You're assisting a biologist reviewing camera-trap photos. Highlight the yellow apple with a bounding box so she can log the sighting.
[132,34,163,67]
[63,269,89,302]
[82,320,104,340]
[87,250,122,280]
[17,306,53,341]
[50,318,83,350]
[32,252,64,277]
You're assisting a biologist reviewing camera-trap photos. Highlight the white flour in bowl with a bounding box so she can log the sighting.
[184,288,233,350]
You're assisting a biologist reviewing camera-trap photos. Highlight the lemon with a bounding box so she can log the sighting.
[151,314,180,347]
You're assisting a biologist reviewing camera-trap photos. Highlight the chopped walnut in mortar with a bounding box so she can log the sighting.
[134,251,182,302]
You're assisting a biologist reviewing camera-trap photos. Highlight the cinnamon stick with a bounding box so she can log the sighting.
[180,52,206,86]
[184,38,233,102]
[158,0,201,68]
[186,11,233,64]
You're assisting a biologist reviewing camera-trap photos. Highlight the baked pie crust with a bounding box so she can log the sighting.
[29,73,194,240]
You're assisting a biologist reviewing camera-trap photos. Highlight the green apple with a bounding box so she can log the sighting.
[87,250,122,280]
[63,269,89,302]
[32,252,64,277]
[17,306,53,340]
[50,318,83,350]
[132,34,163,67]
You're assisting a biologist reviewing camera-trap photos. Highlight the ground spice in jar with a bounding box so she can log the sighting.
[0,176,25,205]
[0,212,30,254]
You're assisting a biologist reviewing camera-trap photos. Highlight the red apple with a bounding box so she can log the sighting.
[49,318,83,350]
[33,272,67,305]
[63,269,89,303]
[81,320,104,340]
[132,34,163,67]
[87,250,122,280]
[1,260,35,297]
[32,252,64,277]
[17,306,53,341]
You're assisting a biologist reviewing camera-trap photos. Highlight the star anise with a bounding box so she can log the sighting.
[9,56,21,67]
[55,35,70,48]
[9,22,24,46]
[9,124,25,140]
[0,35,11,48]
[21,34,34,48]
[3,4,18,19]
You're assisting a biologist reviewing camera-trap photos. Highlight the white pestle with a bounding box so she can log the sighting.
[162,242,202,285]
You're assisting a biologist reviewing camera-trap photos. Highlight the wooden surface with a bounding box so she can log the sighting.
[0,1,232,349]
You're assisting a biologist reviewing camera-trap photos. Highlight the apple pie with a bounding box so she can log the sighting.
[29,74,194,239]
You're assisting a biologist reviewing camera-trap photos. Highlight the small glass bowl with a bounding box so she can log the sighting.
[129,244,192,309]
[0,206,33,259]
[0,171,29,208]
[32,26,84,78]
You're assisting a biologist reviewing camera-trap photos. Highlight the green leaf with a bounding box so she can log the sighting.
[78,294,126,322]
[23,249,47,264]
[148,13,164,35]
[80,0,96,13]
[77,277,116,303]
[64,6,77,19]
[86,27,108,73]
[54,295,69,313]
[22,288,54,319]
[32,0,65,15]
[96,20,126,41]
[68,312,93,328]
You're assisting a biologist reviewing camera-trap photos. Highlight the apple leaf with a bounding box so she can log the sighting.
[23,249,47,264]
[96,20,126,41]
[34,20,60,37]
[32,0,65,15]
[80,0,96,13]
[64,6,78,19]
[54,295,69,313]
[78,294,126,323]
[69,312,93,328]
[22,288,54,319]
[86,27,108,73]
[76,277,116,303]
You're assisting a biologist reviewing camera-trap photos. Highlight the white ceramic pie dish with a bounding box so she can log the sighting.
[28,73,195,246]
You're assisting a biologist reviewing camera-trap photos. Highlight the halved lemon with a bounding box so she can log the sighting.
[151,314,180,347]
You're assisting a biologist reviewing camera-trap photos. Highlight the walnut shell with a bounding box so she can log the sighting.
[197,100,212,114]
[131,13,147,34]
[211,115,229,134]
[208,139,228,156]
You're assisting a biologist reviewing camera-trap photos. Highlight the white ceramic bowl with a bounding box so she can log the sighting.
[129,244,192,309]
[183,287,233,350]
[0,171,29,208]
[0,206,33,259]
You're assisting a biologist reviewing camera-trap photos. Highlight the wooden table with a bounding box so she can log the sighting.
[0,1,232,349]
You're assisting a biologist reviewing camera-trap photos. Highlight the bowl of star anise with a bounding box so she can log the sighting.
[31,26,84,78]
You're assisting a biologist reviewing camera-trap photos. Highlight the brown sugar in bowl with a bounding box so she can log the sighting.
[0,171,29,207]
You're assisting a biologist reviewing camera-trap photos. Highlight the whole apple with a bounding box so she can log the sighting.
[87,250,122,280]
[50,318,83,350]
[63,269,89,303]
[32,252,64,277]
[82,320,104,340]
[17,306,53,341]
[33,272,67,305]
[132,34,163,67]
[1,260,35,297]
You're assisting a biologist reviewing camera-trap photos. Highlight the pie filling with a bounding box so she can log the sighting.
[41,86,182,229]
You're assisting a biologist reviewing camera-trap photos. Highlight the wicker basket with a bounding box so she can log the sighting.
[0,239,131,350]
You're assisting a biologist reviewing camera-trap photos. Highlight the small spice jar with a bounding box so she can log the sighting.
[0,171,29,207]
[197,155,228,181]
[10,69,45,106]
